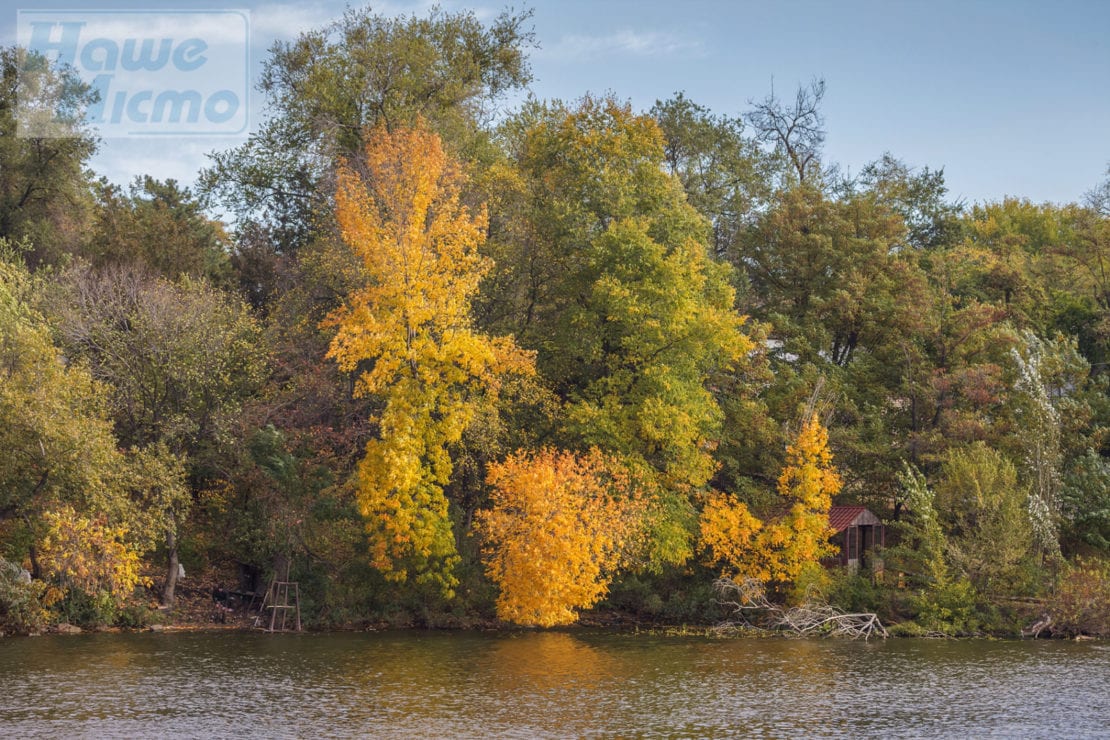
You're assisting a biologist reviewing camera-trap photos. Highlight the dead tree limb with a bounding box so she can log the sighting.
[713,576,888,640]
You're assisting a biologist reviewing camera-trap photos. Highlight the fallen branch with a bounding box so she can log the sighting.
[713,576,888,640]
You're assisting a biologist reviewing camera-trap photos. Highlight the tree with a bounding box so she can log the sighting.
[934,443,1033,593]
[0,47,97,267]
[49,263,265,605]
[38,505,145,622]
[745,78,826,186]
[85,177,231,283]
[650,92,770,260]
[489,97,755,568]
[1061,450,1110,553]
[888,463,979,635]
[741,186,923,367]
[0,249,125,577]
[324,123,533,597]
[1085,165,1110,217]
[0,247,182,613]
[477,448,645,627]
[201,5,534,255]
[700,412,839,584]
[856,153,963,251]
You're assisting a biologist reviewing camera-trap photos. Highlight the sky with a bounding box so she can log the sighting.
[4,0,1109,206]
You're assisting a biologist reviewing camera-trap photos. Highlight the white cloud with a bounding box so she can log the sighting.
[538,29,703,61]
[248,0,463,41]
[247,2,338,41]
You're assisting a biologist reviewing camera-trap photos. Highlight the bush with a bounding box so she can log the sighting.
[1050,558,1110,637]
[911,577,980,636]
[57,588,120,629]
[824,567,884,615]
[116,601,158,629]
[0,559,50,635]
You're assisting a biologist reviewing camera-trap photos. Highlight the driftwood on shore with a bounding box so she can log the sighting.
[713,576,889,640]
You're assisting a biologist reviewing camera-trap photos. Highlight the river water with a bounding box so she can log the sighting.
[0,630,1106,738]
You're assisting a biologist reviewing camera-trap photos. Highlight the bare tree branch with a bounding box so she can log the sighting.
[746,78,826,185]
[713,576,888,639]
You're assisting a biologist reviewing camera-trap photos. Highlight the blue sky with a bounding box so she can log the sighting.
[5,0,1109,205]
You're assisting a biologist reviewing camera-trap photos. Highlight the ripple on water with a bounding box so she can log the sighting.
[0,632,1107,738]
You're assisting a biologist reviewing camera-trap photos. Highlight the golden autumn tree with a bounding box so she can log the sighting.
[477,448,646,627]
[700,413,840,584]
[38,506,146,609]
[324,123,533,596]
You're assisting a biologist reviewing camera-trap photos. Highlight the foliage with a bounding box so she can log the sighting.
[477,448,645,627]
[700,414,839,584]
[0,252,140,568]
[1048,557,1110,637]
[0,48,97,267]
[325,123,533,596]
[855,153,963,250]
[887,463,980,634]
[909,576,981,636]
[85,177,232,283]
[3,5,1110,630]
[38,506,146,616]
[934,443,1034,593]
[200,5,534,254]
[50,263,267,459]
[0,557,49,634]
[651,92,771,260]
[889,462,949,590]
[1060,449,1110,552]
[492,96,754,568]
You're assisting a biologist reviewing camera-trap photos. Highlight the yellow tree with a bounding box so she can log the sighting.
[477,448,645,627]
[700,413,839,584]
[38,506,146,610]
[324,124,533,596]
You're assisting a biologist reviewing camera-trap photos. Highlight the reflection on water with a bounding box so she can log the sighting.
[487,631,615,690]
[0,631,1107,738]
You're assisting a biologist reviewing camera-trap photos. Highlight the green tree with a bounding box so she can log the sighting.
[0,248,185,618]
[201,5,534,255]
[651,92,770,261]
[855,153,963,251]
[85,177,231,283]
[934,443,1033,593]
[492,97,754,567]
[889,463,979,635]
[0,48,97,267]
[1061,450,1110,553]
[48,263,266,604]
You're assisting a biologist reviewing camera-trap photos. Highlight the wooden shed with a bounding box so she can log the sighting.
[827,506,884,572]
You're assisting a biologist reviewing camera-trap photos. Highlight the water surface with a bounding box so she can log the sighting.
[0,630,1106,737]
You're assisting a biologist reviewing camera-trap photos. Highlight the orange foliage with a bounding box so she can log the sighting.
[324,123,533,595]
[39,506,146,599]
[699,414,839,584]
[477,448,645,627]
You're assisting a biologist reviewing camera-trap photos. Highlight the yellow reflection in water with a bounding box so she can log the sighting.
[487,632,617,692]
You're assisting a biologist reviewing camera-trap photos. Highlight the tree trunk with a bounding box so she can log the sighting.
[162,513,179,607]
[28,542,42,581]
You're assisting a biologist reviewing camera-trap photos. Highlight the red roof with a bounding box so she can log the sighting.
[827,505,881,532]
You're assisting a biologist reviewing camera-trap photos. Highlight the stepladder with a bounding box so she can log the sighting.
[257,564,301,632]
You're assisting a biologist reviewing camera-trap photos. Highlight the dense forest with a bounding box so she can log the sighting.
[2,6,1108,637]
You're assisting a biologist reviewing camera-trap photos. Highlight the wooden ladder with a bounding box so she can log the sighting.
[257,563,301,633]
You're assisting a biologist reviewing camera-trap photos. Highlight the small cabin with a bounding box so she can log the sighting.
[827,506,884,573]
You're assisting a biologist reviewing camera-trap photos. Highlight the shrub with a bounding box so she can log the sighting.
[911,577,980,636]
[1050,558,1110,637]
[0,559,50,635]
